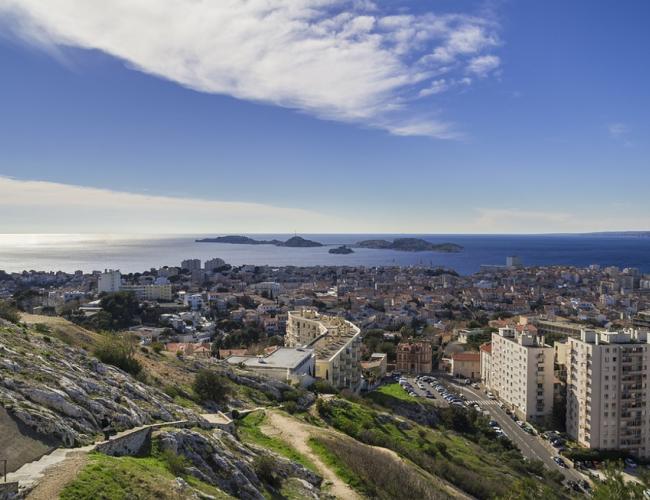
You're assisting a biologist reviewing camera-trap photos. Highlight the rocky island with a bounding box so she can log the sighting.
[328,245,354,255]
[196,235,323,247]
[355,237,463,252]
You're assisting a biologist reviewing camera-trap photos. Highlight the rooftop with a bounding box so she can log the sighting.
[227,347,314,369]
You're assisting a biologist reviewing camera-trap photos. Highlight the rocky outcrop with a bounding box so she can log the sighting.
[156,428,322,500]
[0,321,203,448]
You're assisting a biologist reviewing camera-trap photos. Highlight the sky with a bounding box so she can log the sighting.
[0,0,648,234]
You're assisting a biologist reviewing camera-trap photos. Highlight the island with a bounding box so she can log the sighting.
[355,238,463,252]
[196,235,323,247]
[328,245,354,255]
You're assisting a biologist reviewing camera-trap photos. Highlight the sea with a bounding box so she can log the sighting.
[1,234,649,276]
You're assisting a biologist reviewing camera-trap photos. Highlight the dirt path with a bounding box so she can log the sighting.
[261,411,362,500]
[26,451,88,500]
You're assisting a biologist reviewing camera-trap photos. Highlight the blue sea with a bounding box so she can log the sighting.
[0,234,649,275]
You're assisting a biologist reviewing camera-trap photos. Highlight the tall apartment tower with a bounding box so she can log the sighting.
[98,269,122,294]
[488,327,554,423]
[181,259,202,271]
[567,329,650,458]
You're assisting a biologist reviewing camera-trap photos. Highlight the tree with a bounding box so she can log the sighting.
[592,463,646,500]
[0,300,20,323]
[193,369,230,403]
[98,291,141,330]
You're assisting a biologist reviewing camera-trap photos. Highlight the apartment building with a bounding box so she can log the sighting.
[286,309,361,391]
[121,284,172,302]
[488,327,554,423]
[566,329,650,458]
[98,269,121,294]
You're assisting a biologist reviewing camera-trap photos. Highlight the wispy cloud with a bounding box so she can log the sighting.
[0,0,502,138]
[0,176,339,233]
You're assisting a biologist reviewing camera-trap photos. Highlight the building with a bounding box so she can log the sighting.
[506,255,522,268]
[98,269,121,294]
[457,328,486,344]
[488,327,554,423]
[534,319,585,339]
[396,341,432,375]
[226,347,315,386]
[121,284,172,301]
[250,282,282,299]
[204,257,226,272]
[451,351,481,380]
[360,353,388,390]
[286,309,362,391]
[480,343,492,386]
[181,259,201,271]
[566,329,650,458]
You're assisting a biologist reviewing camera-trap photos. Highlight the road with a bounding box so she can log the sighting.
[439,376,584,483]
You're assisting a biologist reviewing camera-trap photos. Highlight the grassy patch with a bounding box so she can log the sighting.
[61,450,234,500]
[307,437,370,495]
[317,398,567,499]
[374,383,418,402]
[237,411,317,473]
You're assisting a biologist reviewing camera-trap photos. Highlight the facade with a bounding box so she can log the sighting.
[451,351,481,379]
[488,327,554,423]
[286,309,362,391]
[121,284,172,301]
[457,328,485,344]
[98,269,121,294]
[566,329,650,458]
[250,282,282,299]
[480,342,492,386]
[226,347,315,386]
[181,259,201,271]
[204,257,226,272]
[535,319,585,339]
[361,353,388,388]
[396,341,432,375]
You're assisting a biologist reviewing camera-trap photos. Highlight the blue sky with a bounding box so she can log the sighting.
[0,0,648,234]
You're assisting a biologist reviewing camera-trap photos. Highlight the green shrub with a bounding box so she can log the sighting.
[311,379,338,394]
[94,335,143,377]
[283,401,298,414]
[160,448,188,476]
[0,301,20,323]
[193,369,230,404]
[253,455,280,488]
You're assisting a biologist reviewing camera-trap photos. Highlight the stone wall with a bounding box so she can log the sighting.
[95,427,152,457]
[0,482,19,500]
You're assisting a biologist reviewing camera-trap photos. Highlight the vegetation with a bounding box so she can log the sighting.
[95,291,142,330]
[0,300,20,323]
[236,411,317,472]
[60,451,230,500]
[309,435,449,499]
[94,334,143,377]
[591,463,648,499]
[193,369,230,404]
[316,397,565,499]
[372,382,418,402]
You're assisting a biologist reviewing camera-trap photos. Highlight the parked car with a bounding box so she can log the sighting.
[472,383,480,389]
[487,392,496,399]
[553,456,568,468]
[625,458,638,469]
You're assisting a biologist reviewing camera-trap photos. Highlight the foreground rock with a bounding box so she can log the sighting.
[0,320,202,448]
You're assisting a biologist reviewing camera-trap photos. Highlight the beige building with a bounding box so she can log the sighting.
[450,351,481,380]
[122,284,173,301]
[567,329,650,458]
[286,310,362,391]
[480,343,492,387]
[488,327,554,423]
[396,341,432,374]
[225,347,315,387]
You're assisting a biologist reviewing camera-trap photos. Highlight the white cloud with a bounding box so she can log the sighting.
[0,176,340,233]
[467,54,500,77]
[0,0,501,138]
[608,122,627,138]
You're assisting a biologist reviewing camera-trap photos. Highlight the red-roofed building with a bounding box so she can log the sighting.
[450,351,480,380]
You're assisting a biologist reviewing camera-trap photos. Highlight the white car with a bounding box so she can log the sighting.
[487,392,496,399]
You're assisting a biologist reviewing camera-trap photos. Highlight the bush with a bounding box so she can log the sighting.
[193,369,230,404]
[160,448,188,476]
[283,401,298,414]
[253,455,280,488]
[0,300,20,323]
[151,342,164,354]
[311,379,338,394]
[94,335,143,377]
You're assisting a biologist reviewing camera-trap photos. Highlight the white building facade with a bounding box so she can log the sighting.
[488,327,554,423]
[567,329,650,458]
[98,269,122,294]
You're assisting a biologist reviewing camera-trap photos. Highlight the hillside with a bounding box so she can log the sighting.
[2,316,570,499]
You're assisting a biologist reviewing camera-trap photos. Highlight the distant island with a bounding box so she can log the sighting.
[196,235,323,247]
[329,245,354,255]
[355,238,463,252]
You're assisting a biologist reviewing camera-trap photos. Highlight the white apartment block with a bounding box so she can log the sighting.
[488,327,554,423]
[567,329,650,458]
[121,284,172,302]
[98,269,122,294]
[286,309,362,391]
[181,259,201,271]
[204,257,226,272]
